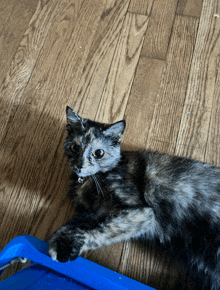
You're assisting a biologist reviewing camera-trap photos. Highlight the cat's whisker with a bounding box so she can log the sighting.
[96,173,105,184]
[93,175,101,196]
[97,172,105,181]
[91,175,98,192]
[92,174,104,197]
[92,175,100,196]
[96,175,105,197]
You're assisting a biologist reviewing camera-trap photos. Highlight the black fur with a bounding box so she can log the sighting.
[48,107,220,290]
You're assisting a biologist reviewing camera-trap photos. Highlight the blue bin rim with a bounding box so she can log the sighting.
[0,235,155,290]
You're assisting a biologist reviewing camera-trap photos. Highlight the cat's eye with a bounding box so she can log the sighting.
[70,145,78,152]
[93,149,104,159]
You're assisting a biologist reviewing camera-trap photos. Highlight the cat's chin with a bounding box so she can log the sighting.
[77,174,87,178]
[76,171,99,178]
[76,172,91,178]
[73,168,89,178]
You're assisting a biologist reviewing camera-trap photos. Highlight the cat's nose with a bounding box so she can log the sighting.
[77,163,83,169]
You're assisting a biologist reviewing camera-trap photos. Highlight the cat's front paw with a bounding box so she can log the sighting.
[48,231,81,263]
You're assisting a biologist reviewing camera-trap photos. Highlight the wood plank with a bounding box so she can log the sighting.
[0,0,16,32]
[0,0,39,86]
[118,239,193,290]
[121,57,165,151]
[0,0,61,142]
[83,242,124,272]
[0,0,61,227]
[140,0,179,60]
[95,13,149,124]
[177,0,204,18]
[205,97,220,167]
[72,0,131,120]
[128,0,154,15]
[173,107,211,160]
[84,0,129,63]
[174,0,220,161]
[205,23,220,167]
[118,240,161,289]
[146,15,199,152]
[148,139,205,159]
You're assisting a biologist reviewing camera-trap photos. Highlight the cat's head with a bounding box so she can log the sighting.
[64,106,126,177]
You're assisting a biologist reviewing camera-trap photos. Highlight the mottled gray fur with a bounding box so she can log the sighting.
[48,107,220,290]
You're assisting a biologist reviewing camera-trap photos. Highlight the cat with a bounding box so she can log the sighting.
[48,106,220,290]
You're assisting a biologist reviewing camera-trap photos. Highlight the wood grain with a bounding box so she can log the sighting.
[118,239,193,290]
[174,0,220,161]
[95,13,149,124]
[0,0,39,86]
[83,242,124,272]
[177,0,204,18]
[0,0,17,32]
[205,66,220,166]
[140,0,179,60]
[128,0,154,15]
[122,57,165,151]
[146,15,199,152]
[0,0,62,228]
[73,0,131,120]
[0,0,61,141]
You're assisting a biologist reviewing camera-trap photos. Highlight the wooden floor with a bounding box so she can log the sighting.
[0,0,220,288]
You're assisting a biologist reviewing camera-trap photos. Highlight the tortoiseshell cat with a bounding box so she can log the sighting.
[48,106,220,290]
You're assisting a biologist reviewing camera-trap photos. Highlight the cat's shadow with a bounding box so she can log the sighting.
[1,99,68,195]
[1,98,142,197]
[0,99,142,229]
[1,99,73,239]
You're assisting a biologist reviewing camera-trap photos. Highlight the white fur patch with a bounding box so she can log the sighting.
[49,248,58,262]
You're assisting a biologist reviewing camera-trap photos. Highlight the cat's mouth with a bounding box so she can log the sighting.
[75,168,91,178]
[70,162,97,178]
[69,163,86,177]
[76,168,99,179]
[77,171,87,178]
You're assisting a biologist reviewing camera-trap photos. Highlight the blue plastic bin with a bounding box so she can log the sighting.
[0,235,155,290]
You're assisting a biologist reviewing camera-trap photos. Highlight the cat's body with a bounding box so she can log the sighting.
[48,107,220,290]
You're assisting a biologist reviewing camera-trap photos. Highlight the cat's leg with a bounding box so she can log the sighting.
[193,241,220,290]
[48,207,160,262]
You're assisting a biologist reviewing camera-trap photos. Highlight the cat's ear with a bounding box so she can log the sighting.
[66,106,84,128]
[103,120,126,141]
